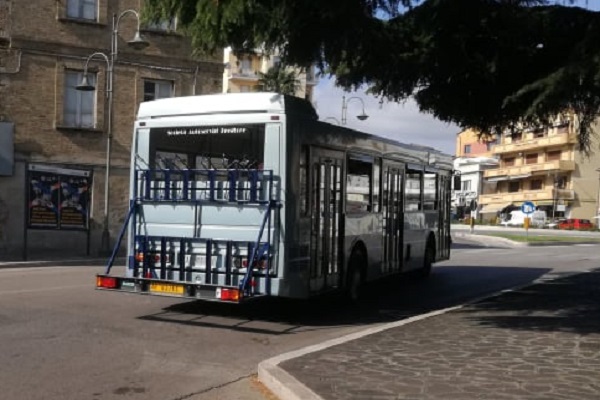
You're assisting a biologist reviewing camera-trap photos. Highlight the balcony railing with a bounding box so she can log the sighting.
[479,188,575,204]
[484,160,575,178]
[228,69,260,81]
[493,133,577,154]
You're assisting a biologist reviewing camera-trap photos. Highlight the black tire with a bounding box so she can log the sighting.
[416,241,434,279]
[346,248,365,302]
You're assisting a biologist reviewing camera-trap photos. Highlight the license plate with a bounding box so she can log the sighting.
[149,283,185,295]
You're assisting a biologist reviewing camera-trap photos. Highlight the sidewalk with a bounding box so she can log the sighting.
[0,256,125,269]
[260,269,600,400]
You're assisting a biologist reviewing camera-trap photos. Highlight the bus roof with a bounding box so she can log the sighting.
[136,92,453,169]
[137,92,318,120]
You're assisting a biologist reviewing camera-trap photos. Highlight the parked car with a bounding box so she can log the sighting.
[500,210,547,227]
[557,218,594,230]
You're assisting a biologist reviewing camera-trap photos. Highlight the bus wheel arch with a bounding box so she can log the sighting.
[346,242,367,301]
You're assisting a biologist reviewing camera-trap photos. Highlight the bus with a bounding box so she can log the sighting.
[96,92,455,303]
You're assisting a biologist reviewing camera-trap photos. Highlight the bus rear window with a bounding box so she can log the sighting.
[148,124,265,169]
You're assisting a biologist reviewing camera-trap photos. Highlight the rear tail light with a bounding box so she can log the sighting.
[96,276,118,289]
[218,288,242,302]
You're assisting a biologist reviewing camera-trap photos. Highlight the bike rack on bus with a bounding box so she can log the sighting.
[104,168,278,298]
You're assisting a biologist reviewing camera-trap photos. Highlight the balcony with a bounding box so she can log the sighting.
[484,160,575,179]
[480,188,553,204]
[228,68,260,82]
[493,133,577,155]
[479,187,575,205]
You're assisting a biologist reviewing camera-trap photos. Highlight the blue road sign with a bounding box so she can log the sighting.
[521,201,536,215]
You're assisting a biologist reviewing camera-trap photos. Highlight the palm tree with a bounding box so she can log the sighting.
[258,64,300,96]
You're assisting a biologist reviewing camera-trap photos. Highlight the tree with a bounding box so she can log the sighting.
[143,0,599,152]
[257,64,301,95]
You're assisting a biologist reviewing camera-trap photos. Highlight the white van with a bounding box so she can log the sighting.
[501,210,547,227]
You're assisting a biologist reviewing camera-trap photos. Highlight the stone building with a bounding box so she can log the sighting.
[0,0,223,259]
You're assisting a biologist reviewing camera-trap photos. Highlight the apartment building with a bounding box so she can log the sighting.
[0,0,223,258]
[223,47,318,101]
[452,128,499,219]
[478,119,600,221]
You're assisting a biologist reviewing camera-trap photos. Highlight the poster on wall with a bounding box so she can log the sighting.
[27,164,92,230]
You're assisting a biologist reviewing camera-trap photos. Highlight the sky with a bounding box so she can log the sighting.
[312,0,600,157]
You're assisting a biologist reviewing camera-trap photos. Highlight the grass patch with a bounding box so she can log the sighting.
[485,233,600,243]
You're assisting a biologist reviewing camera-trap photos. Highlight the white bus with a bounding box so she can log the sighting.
[96,92,455,303]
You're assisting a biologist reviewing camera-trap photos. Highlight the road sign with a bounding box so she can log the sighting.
[521,201,535,215]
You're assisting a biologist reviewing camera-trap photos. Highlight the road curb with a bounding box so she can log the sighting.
[451,232,526,248]
[258,305,462,400]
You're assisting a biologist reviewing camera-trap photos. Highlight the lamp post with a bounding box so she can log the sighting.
[341,95,369,125]
[324,116,341,125]
[77,10,149,254]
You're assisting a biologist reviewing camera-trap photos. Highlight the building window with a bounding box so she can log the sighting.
[64,71,96,128]
[145,17,177,32]
[239,85,251,93]
[67,0,97,21]
[461,180,471,191]
[512,132,523,142]
[508,181,520,193]
[240,59,252,75]
[525,153,538,164]
[464,144,471,154]
[547,150,561,161]
[533,128,545,138]
[504,157,515,167]
[143,80,173,102]
[486,141,495,151]
[530,179,542,190]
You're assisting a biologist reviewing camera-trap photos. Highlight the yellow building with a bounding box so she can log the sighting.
[222,47,317,101]
[478,118,600,221]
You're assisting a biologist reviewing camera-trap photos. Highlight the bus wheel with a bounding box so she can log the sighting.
[416,241,434,279]
[346,248,365,302]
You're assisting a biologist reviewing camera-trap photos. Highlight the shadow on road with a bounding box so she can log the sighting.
[138,265,552,334]
[461,268,600,335]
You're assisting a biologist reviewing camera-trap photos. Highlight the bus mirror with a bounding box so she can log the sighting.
[453,175,461,190]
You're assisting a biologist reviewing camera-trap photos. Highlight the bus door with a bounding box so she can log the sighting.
[382,162,404,274]
[437,174,451,259]
[309,148,344,292]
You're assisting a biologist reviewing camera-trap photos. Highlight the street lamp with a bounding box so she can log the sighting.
[324,117,341,125]
[341,95,369,125]
[77,10,149,255]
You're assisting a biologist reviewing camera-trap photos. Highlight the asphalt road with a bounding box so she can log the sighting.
[0,241,597,400]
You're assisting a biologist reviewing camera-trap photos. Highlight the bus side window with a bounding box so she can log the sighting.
[423,172,437,210]
[346,155,373,213]
[405,170,422,211]
[372,159,381,213]
[299,148,308,216]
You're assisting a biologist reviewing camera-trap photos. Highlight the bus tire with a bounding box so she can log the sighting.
[416,239,435,279]
[346,247,365,302]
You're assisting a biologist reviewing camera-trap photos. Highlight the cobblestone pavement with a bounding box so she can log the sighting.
[279,270,600,400]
